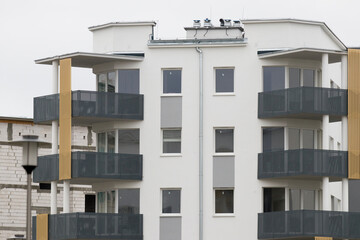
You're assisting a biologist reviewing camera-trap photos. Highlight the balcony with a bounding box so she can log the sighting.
[258,149,347,180]
[33,151,142,184]
[32,213,143,240]
[34,90,144,125]
[258,87,347,122]
[258,210,360,239]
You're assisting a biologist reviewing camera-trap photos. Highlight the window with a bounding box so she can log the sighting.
[97,190,116,213]
[118,189,140,214]
[263,66,285,92]
[289,189,316,210]
[163,69,181,94]
[162,189,181,214]
[215,129,234,153]
[97,192,106,213]
[118,69,139,94]
[263,188,285,212]
[215,189,234,213]
[118,129,140,154]
[262,128,284,152]
[163,129,181,154]
[215,68,234,93]
[287,128,315,150]
[85,195,96,213]
[98,71,116,92]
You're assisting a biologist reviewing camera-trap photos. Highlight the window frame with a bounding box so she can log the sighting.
[213,188,235,216]
[214,127,235,156]
[161,188,182,216]
[162,68,182,95]
[96,189,118,214]
[214,67,235,95]
[96,70,118,93]
[118,128,140,154]
[161,128,182,156]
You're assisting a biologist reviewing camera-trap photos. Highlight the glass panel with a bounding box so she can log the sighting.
[288,128,300,150]
[263,188,285,212]
[303,129,315,149]
[303,69,315,87]
[216,69,234,93]
[118,129,140,154]
[215,129,234,153]
[97,133,106,153]
[97,192,106,213]
[118,69,140,94]
[289,68,301,88]
[163,130,181,153]
[263,128,284,152]
[107,131,115,153]
[163,70,181,93]
[107,71,116,93]
[263,66,285,92]
[162,190,181,213]
[289,189,301,210]
[303,190,315,210]
[215,190,234,213]
[106,191,115,213]
[98,73,107,92]
[118,189,140,214]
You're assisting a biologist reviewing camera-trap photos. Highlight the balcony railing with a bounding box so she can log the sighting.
[34,90,144,124]
[258,149,348,179]
[258,210,360,239]
[33,152,142,183]
[32,213,143,240]
[258,87,347,121]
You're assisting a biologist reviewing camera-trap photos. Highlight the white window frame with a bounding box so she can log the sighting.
[214,127,235,156]
[160,188,182,216]
[213,188,235,216]
[161,68,182,96]
[161,128,182,156]
[214,67,235,95]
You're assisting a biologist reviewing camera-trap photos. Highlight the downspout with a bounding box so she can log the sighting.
[196,46,203,240]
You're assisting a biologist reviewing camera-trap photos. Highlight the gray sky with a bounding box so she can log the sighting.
[0,0,359,118]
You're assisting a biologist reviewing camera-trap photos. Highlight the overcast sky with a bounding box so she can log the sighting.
[0,0,359,118]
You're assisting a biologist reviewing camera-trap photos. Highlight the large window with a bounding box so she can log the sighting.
[263,67,285,92]
[215,68,234,93]
[289,189,316,210]
[215,189,234,214]
[98,72,116,92]
[97,131,115,153]
[163,69,181,94]
[163,129,181,154]
[118,189,140,214]
[288,128,315,150]
[263,188,285,212]
[118,69,140,94]
[262,127,284,152]
[118,129,140,154]
[215,129,234,153]
[162,189,181,214]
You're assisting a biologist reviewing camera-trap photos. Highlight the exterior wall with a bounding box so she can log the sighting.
[0,122,95,240]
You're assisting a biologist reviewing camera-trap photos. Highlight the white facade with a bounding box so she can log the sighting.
[34,18,352,240]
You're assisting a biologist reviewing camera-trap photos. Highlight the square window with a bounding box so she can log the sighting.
[215,68,234,93]
[263,66,285,92]
[118,129,140,154]
[215,190,234,213]
[162,190,181,213]
[163,69,181,93]
[215,129,234,153]
[163,129,181,154]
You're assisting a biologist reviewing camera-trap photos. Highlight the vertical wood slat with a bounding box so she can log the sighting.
[59,58,72,180]
[36,214,48,240]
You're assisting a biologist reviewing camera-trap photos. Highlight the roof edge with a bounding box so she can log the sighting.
[89,21,156,31]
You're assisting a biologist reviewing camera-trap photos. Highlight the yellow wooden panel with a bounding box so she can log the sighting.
[36,214,48,240]
[348,49,360,179]
[59,58,72,180]
[315,237,332,240]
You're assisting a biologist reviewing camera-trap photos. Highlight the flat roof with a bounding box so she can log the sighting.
[89,21,156,31]
[148,38,247,48]
[258,48,347,63]
[35,52,144,68]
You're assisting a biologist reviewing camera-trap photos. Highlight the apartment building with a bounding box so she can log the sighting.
[31,18,360,240]
[0,117,96,240]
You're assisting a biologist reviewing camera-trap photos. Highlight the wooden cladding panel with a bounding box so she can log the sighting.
[314,238,332,240]
[36,214,48,240]
[59,58,72,180]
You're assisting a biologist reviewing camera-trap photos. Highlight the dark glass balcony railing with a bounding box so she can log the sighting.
[32,213,143,240]
[258,210,360,239]
[33,152,142,183]
[34,91,144,124]
[258,87,347,121]
[258,149,347,179]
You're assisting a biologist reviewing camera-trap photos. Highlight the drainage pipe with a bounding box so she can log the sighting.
[196,47,203,240]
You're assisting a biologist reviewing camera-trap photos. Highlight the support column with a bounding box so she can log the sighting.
[63,180,70,213]
[341,54,349,212]
[322,53,331,210]
[51,60,59,215]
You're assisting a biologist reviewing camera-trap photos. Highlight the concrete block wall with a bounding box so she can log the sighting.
[0,122,96,240]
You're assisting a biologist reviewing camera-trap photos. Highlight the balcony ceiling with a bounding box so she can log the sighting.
[258,48,347,63]
[35,52,144,68]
